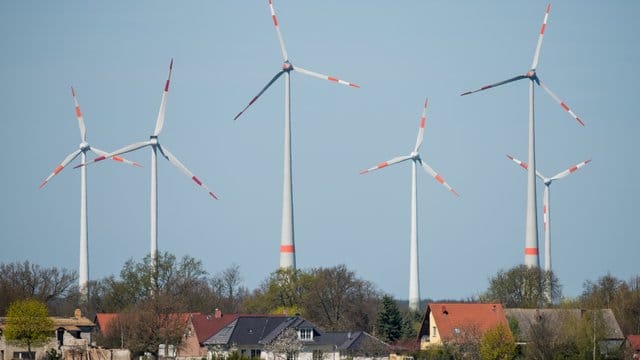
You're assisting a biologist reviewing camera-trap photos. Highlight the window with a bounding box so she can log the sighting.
[250,349,261,358]
[312,350,324,360]
[298,328,313,341]
[432,326,437,337]
[13,352,35,360]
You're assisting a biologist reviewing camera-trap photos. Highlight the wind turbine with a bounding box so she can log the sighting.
[39,86,141,300]
[460,2,585,267]
[360,98,458,312]
[78,59,218,278]
[506,155,591,272]
[233,0,359,269]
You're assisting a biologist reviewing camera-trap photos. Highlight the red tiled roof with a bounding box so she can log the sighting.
[628,335,640,351]
[191,313,240,344]
[424,303,509,341]
[95,313,119,335]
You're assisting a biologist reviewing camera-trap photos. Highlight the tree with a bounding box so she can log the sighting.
[263,327,302,360]
[97,294,190,358]
[0,261,77,316]
[4,299,54,359]
[301,265,380,331]
[375,295,403,343]
[442,324,482,360]
[479,323,516,360]
[481,265,561,308]
[91,252,215,313]
[210,263,249,314]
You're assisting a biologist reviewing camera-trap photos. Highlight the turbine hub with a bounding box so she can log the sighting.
[410,151,419,159]
[79,142,89,151]
[526,70,537,79]
[282,61,293,72]
[149,136,159,145]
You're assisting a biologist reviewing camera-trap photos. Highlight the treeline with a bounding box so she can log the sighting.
[0,253,418,342]
[2,257,640,339]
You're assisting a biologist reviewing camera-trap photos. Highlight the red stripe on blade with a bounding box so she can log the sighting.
[192,176,203,186]
[164,80,170,92]
[75,107,82,118]
[272,15,278,26]
[420,116,426,128]
[53,165,64,175]
[112,156,124,162]
[560,102,569,111]
[435,175,445,184]
[377,162,388,169]
[540,23,546,35]
[328,76,338,83]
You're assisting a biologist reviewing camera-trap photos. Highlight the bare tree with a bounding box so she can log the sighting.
[0,261,77,315]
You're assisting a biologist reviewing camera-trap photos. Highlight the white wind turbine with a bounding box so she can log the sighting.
[460,2,585,268]
[506,155,591,272]
[39,87,141,300]
[78,59,218,277]
[360,98,458,312]
[233,0,359,269]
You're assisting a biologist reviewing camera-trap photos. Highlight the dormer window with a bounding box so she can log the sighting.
[298,328,313,341]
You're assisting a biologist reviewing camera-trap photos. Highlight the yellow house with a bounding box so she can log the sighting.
[417,303,508,349]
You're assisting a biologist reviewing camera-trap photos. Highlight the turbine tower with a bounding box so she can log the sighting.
[360,98,458,312]
[506,155,591,271]
[79,60,218,281]
[234,0,359,269]
[460,2,585,267]
[40,87,141,300]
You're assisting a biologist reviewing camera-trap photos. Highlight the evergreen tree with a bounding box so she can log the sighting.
[375,295,403,342]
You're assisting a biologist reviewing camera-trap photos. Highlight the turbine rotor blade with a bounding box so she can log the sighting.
[293,66,360,88]
[71,86,87,142]
[531,3,551,70]
[153,59,173,136]
[157,144,219,200]
[413,98,428,152]
[550,159,591,181]
[234,70,285,121]
[39,149,82,188]
[460,74,527,96]
[506,154,545,180]
[537,79,585,126]
[268,0,289,61]
[75,140,152,168]
[91,147,143,168]
[418,159,459,196]
[359,155,412,175]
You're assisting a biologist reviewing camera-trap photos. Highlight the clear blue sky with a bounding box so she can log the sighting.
[1,1,638,302]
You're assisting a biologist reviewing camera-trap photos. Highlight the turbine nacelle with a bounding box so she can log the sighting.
[282,61,293,71]
[149,136,159,146]
[79,142,90,152]
[526,70,541,84]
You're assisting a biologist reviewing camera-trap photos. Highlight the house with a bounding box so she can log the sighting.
[95,310,239,360]
[626,335,640,358]
[504,308,625,356]
[0,309,95,360]
[417,303,509,349]
[204,314,390,360]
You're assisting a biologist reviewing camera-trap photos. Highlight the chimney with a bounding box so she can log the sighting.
[214,308,222,319]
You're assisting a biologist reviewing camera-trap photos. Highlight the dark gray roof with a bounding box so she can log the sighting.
[203,314,389,353]
[204,316,291,346]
